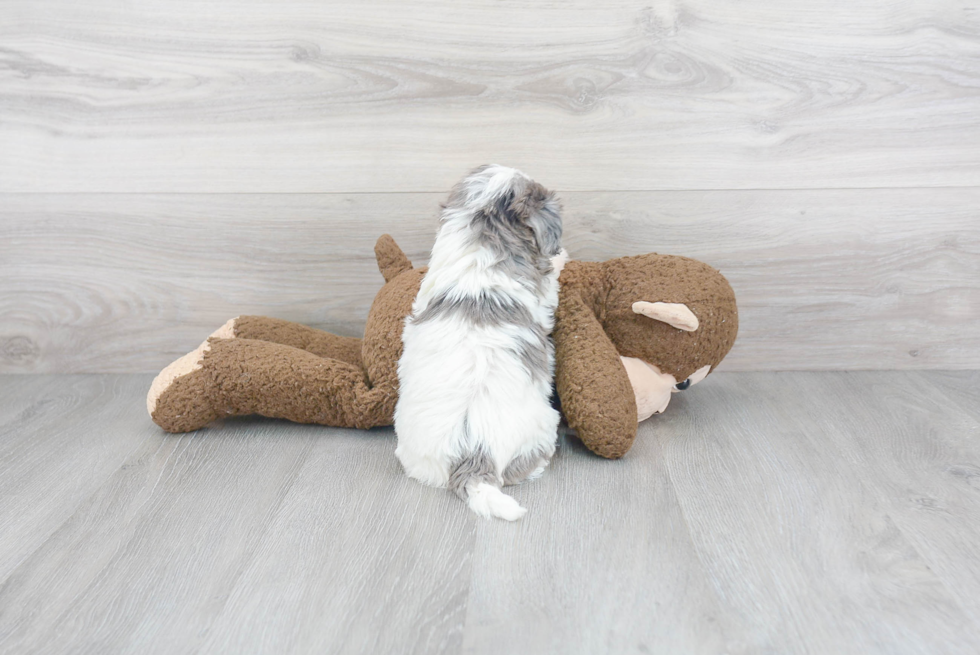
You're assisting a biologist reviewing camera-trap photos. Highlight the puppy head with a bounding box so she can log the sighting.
[443,164,563,258]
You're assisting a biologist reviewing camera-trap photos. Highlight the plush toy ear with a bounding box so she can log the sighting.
[632,301,699,332]
[375,234,413,283]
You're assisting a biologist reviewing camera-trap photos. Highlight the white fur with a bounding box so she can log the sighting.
[394,165,562,521]
[467,482,527,521]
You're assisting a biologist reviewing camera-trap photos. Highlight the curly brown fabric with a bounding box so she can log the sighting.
[553,256,738,457]
[151,235,420,433]
[150,236,737,461]
[233,315,364,368]
[554,289,638,459]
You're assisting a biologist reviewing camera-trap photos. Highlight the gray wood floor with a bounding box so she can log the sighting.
[2,371,979,654]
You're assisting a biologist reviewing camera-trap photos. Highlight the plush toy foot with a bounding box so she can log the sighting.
[147,318,237,432]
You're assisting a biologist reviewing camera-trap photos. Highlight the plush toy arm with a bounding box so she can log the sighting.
[375,234,414,283]
[554,291,638,459]
[232,315,363,368]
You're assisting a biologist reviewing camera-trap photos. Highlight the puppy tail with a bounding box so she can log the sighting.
[465,482,527,521]
[449,450,527,521]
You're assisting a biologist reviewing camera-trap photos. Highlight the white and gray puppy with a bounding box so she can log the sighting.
[394,165,566,521]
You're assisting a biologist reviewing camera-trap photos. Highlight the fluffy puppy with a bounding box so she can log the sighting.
[394,165,565,521]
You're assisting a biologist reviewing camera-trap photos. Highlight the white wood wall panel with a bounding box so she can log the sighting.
[2,1,977,372]
[2,188,977,373]
[1,0,979,192]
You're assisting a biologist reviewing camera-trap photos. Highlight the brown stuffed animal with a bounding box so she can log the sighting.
[147,235,422,433]
[148,236,737,459]
[554,255,737,458]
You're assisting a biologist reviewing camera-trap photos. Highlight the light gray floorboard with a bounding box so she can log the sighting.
[2,1,979,192]
[916,370,980,421]
[0,386,317,654]
[3,188,978,374]
[197,427,475,655]
[664,373,980,655]
[0,375,55,425]
[0,376,474,655]
[2,372,980,654]
[778,371,980,631]
[0,375,157,582]
[460,427,741,655]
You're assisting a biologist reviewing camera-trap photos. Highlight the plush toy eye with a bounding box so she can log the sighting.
[674,378,691,391]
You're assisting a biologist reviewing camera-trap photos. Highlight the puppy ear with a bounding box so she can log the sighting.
[513,182,563,257]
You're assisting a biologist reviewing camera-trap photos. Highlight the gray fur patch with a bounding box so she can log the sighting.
[452,174,562,294]
[514,330,553,384]
[470,192,559,286]
[503,444,555,486]
[448,446,498,500]
[525,192,563,258]
[411,290,552,385]
[412,289,535,328]
[438,167,564,294]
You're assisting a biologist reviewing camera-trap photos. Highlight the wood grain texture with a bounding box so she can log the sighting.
[776,370,980,630]
[0,193,441,374]
[0,423,315,654]
[0,375,474,655]
[2,0,979,192]
[3,372,980,654]
[0,375,157,582]
[663,373,980,654]
[2,188,977,373]
[460,428,741,655]
[198,426,475,655]
[916,370,980,420]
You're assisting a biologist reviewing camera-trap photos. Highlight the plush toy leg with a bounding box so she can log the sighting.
[149,337,393,433]
[230,315,364,368]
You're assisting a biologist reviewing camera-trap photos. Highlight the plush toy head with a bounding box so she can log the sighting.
[553,253,738,458]
[602,254,738,420]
